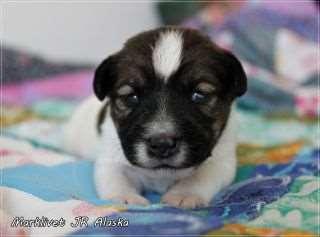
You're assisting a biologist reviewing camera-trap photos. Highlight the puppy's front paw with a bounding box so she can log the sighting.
[107,193,150,206]
[161,192,209,209]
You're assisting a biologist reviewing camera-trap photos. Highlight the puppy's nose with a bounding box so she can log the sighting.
[147,134,180,159]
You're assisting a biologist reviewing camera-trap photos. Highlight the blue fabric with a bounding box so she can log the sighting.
[4,152,315,235]
[2,160,163,206]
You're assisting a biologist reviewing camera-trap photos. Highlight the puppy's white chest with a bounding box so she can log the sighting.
[140,176,175,193]
[129,167,194,193]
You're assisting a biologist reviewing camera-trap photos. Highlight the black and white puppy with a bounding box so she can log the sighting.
[64,26,247,208]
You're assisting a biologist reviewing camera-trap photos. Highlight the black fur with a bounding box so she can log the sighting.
[93,54,119,101]
[94,26,247,169]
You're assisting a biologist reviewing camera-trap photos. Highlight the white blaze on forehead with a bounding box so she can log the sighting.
[152,30,183,81]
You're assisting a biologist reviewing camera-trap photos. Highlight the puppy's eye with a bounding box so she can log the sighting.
[125,93,139,107]
[191,92,206,103]
[116,85,139,108]
[191,82,216,104]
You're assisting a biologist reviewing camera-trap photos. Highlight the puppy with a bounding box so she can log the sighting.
[64,26,247,208]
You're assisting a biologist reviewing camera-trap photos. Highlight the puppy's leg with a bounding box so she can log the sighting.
[162,109,238,208]
[161,154,236,208]
[95,158,150,206]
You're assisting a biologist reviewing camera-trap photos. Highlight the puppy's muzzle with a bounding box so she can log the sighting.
[146,133,180,159]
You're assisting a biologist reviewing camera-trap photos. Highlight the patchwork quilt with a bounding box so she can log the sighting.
[1,103,318,236]
[1,3,319,237]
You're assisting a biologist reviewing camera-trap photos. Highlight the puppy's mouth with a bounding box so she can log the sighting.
[134,155,195,170]
[149,163,187,170]
[154,164,176,169]
[135,163,189,170]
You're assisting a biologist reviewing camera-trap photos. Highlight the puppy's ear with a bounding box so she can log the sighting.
[222,50,247,97]
[93,54,119,101]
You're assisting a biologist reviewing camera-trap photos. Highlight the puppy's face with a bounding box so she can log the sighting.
[94,27,247,169]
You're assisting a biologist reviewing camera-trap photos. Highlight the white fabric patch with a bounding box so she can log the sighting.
[152,30,183,81]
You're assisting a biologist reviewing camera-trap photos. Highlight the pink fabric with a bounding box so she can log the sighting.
[3,70,93,105]
[295,89,319,117]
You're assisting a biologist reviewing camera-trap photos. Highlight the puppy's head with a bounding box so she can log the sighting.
[94,27,246,169]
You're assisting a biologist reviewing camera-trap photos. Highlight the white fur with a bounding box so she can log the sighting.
[64,96,102,159]
[64,97,237,207]
[152,30,183,81]
[145,120,175,137]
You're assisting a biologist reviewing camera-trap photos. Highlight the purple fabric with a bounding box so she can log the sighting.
[3,70,93,105]
[69,175,292,236]
[260,0,318,18]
